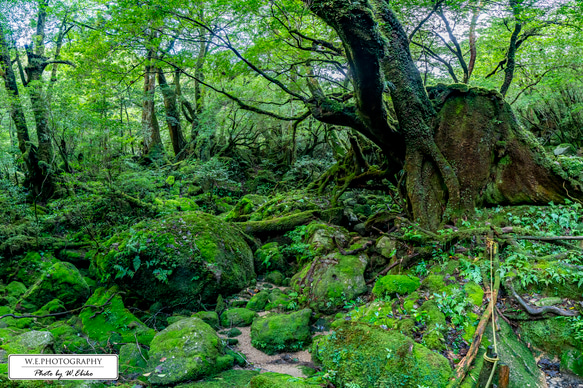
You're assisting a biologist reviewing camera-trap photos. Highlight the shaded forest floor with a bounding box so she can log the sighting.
[0,156,583,387]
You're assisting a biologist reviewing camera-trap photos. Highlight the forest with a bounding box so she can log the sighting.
[1,0,583,387]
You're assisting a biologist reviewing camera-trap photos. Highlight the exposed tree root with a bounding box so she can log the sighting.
[238,210,318,235]
[505,279,579,317]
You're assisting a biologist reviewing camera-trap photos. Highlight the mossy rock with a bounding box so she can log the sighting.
[421,275,446,293]
[154,196,200,212]
[167,315,189,325]
[561,349,583,378]
[31,299,66,326]
[5,282,26,298]
[48,321,91,354]
[224,194,268,222]
[176,369,259,387]
[255,242,286,274]
[249,372,317,387]
[93,212,255,310]
[375,236,396,258]
[518,316,582,356]
[419,300,447,351]
[265,288,291,311]
[372,274,420,297]
[220,308,257,327]
[485,319,547,388]
[305,222,349,255]
[193,311,219,330]
[80,287,155,347]
[1,331,54,355]
[463,281,484,306]
[312,323,452,387]
[147,317,232,386]
[246,290,271,312]
[8,252,58,287]
[264,270,286,286]
[18,261,89,311]
[119,343,149,377]
[291,251,368,313]
[251,309,312,355]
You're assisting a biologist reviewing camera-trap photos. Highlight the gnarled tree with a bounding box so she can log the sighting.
[302,0,581,228]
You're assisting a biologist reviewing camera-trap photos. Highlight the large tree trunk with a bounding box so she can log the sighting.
[158,68,187,160]
[306,0,581,229]
[0,27,44,194]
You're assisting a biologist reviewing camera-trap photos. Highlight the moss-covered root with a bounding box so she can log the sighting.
[238,210,317,235]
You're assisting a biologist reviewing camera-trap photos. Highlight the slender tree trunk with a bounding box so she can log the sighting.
[467,0,482,82]
[141,47,163,160]
[0,26,43,193]
[158,68,186,159]
[500,0,522,97]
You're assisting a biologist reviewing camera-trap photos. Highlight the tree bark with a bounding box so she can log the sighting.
[500,0,522,97]
[0,26,44,194]
[305,0,581,229]
[158,68,187,159]
[141,47,164,161]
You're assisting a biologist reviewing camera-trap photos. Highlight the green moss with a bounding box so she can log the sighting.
[421,275,446,293]
[264,270,286,286]
[224,194,267,222]
[250,309,312,355]
[79,286,155,347]
[5,282,26,298]
[193,311,220,330]
[119,343,149,376]
[147,317,231,386]
[176,369,259,387]
[246,290,270,312]
[463,281,484,306]
[312,323,452,387]
[403,292,420,312]
[220,308,257,327]
[519,317,582,356]
[249,372,318,387]
[486,319,546,387]
[1,331,54,355]
[372,274,420,296]
[561,349,583,378]
[93,211,255,310]
[291,251,368,313]
[47,321,90,354]
[255,242,286,274]
[265,288,291,311]
[10,252,58,287]
[419,300,447,351]
[19,261,89,311]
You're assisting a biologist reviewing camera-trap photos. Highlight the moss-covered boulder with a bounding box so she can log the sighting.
[193,311,220,330]
[254,242,286,274]
[224,194,267,222]
[6,252,58,287]
[5,282,26,299]
[292,251,368,312]
[1,331,54,354]
[176,369,259,387]
[485,319,547,388]
[220,308,257,327]
[264,270,286,286]
[48,320,91,354]
[312,323,452,387]
[519,316,582,356]
[147,317,232,386]
[265,288,291,310]
[421,275,446,293]
[18,261,89,311]
[372,274,420,297]
[251,309,312,355]
[93,212,255,309]
[119,343,149,377]
[561,349,583,378]
[249,372,317,387]
[246,290,270,312]
[80,287,155,347]
[418,300,447,351]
